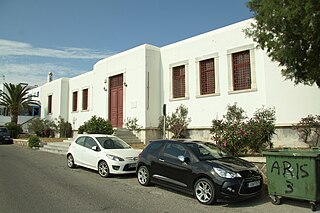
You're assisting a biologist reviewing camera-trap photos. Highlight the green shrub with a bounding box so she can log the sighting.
[57,117,72,138]
[246,107,276,152]
[78,116,114,135]
[5,122,23,139]
[158,104,191,138]
[27,118,43,136]
[28,135,40,148]
[125,117,142,132]
[78,125,86,134]
[28,118,56,137]
[294,115,320,147]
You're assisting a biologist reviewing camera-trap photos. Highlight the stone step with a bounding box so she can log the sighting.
[116,137,142,144]
[39,142,70,155]
[114,128,142,144]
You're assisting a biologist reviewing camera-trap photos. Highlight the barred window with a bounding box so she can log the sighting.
[172,65,185,98]
[72,91,78,112]
[200,58,215,95]
[82,89,88,110]
[232,50,251,91]
[48,95,52,114]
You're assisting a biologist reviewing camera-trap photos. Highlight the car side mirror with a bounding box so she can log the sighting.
[178,155,190,163]
[91,146,99,151]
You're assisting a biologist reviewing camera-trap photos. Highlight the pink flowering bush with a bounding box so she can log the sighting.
[210,104,249,156]
[210,104,276,156]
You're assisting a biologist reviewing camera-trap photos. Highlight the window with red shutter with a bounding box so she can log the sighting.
[72,91,78,112]
[200,58,215,95]
[82,89,88,110]
[172,65,185,98]
[48,95,52,114]
[232,50,251,91]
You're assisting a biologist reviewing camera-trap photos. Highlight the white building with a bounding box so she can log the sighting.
[35,19,320,147]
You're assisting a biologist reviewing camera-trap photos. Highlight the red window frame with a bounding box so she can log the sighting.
[232,50,251,91]
[72,91,78,112]
[48,95,52,114]
[82,89,88,110]
[200,58,215,95]
[172,65,185,98]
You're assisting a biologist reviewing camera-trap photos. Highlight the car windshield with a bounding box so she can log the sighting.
[96,137,131,149]
[186,142,229,160]
[0,128,8,133]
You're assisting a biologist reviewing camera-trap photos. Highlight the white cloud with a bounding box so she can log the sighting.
[0,63,86,86]
[0,39,113,59]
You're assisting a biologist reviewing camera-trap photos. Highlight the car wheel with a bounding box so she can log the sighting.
[67,154,76,168]
[194,178,216,205]
[98,161,110,178]
[137,165,150,186]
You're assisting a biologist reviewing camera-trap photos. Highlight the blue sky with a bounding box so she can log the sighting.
[0,0,253,86]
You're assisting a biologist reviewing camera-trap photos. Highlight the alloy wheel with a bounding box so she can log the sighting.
[98,161,109,178]
[67,155,75,168]
[194,178,215,204]
[137,166,150,186]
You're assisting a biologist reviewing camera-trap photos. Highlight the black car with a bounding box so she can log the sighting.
[136,139,262,205]
[0,127,13,144]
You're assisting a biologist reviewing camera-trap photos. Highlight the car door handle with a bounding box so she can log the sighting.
[159,158,164,162]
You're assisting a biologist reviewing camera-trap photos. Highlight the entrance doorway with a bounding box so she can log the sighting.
[109,74,123,128]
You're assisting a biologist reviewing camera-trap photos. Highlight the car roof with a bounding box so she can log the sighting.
[149,139,210,144]
[77,134,115,138]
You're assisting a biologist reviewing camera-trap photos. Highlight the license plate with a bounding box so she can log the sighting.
[248,180,260,188]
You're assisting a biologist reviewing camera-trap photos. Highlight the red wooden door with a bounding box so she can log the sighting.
[109,74,123,127]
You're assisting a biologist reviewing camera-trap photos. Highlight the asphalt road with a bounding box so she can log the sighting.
[0,145,317,213]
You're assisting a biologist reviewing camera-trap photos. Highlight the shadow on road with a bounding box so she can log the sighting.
[222,186,317,211]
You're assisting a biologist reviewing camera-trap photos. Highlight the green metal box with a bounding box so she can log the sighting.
[263,149,320,211]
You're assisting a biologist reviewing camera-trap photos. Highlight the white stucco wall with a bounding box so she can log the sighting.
[35,18,320,146]
[65,44,161,130]
[263,55,320,125]
[68,71,94,130]
[160,19,267,128]
[40,78,69,121]
[92,45,149,128]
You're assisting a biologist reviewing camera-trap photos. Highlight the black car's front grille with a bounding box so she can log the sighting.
[239,175,262,195]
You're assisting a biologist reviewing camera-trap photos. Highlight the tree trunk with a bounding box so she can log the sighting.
[10,108,19,124]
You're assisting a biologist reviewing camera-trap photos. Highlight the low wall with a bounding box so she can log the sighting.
[13,139,28,146]
[142,126,308,148]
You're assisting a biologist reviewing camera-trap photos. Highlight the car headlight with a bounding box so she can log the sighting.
[212,167,241,179]
[106,154,124,162]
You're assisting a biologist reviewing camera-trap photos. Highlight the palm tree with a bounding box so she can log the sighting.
[0,83,38,124]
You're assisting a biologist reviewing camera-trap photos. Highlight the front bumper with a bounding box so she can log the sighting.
[0,137,13,144]
[109,161,137,174]
[217,175,263,201]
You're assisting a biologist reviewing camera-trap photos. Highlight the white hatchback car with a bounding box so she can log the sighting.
[67,134,141,177]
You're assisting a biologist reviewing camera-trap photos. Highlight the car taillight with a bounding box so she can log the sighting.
[138,153,142,159]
